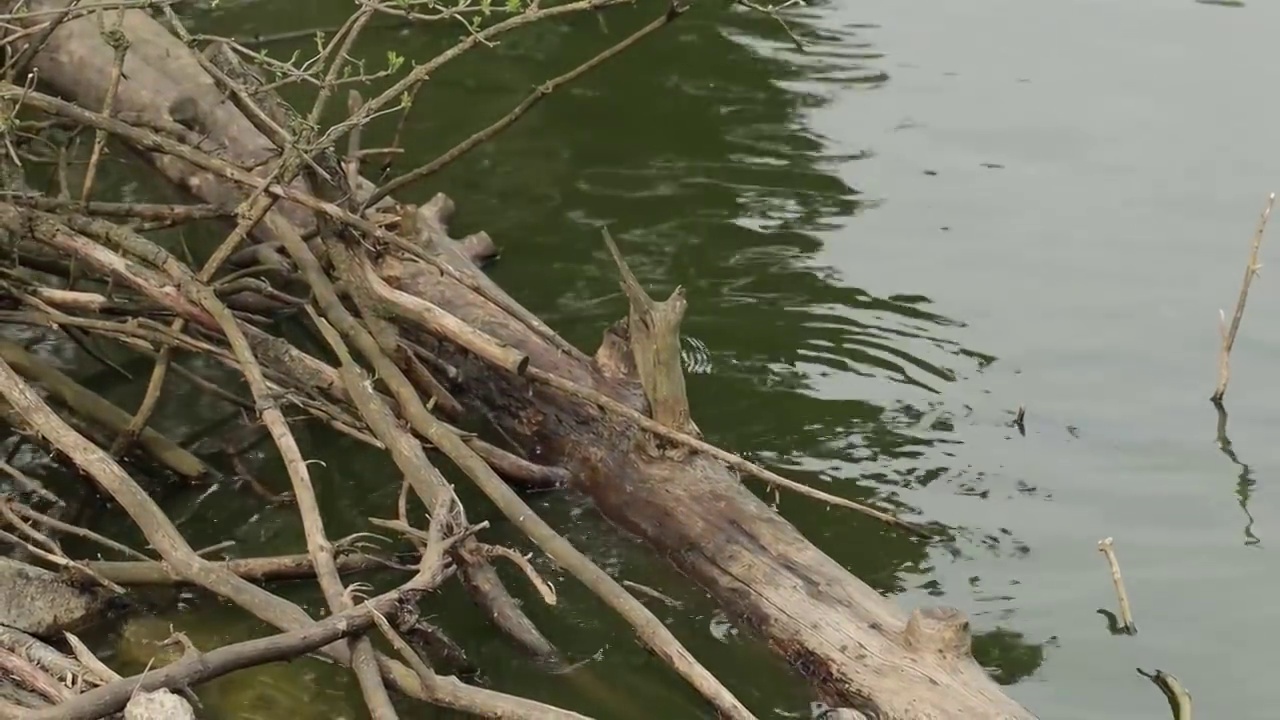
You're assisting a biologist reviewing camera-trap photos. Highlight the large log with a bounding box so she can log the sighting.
[8,2,1037,718]
[384,204,1036,720]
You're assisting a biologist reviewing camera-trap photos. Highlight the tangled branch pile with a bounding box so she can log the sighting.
[0,1,1037,718]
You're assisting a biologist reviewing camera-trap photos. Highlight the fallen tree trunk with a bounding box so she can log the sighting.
[3,1,1038,718]
[383,203,1036,720]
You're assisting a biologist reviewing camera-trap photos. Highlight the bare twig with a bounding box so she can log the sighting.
[1097,537,1136,635]
[79,8,128,203]
[1212,191,1274,403]
[363,2,689,208]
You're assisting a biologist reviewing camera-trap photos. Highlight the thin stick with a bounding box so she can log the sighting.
[362,3,689,209]
[31,582,429,720]
[63,632,123,684]
[10,501,149,560]
[622,580,681,609]
[79,8,128,204]
[1097,537,1136,634]
[1212,191,1274,403]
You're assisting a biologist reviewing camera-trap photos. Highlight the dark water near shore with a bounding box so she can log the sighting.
[34,0,1280,718]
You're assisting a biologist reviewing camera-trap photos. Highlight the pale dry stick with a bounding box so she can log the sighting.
[346,89,363,189]
[4,303,375,471]
[734,0,805,51]
[363,2,688,207]
[307,302,558,662]
[63,632,122,684]
[368,606,439,691]
[194,20,401,712]
[479,544,557,605]
[0,528,125,593]
[10,501,149,560]
[0,335,210,480]
[1097,537,1136,634]
[0,0,158,23]
[111,8,372,461]
[0,499,62,557]
[84,549,398,586]
[0,625,92,688]
[318,0,633,153]
[79,7,128,203]
[29,577,440,720]
[300,6,377,136]
[621,580,681,609]
[0,85,573,360]
[65,219,398,714]
[1,195,227,221]
[293,237,750,715]
[0,354,585,717]
[0,647,69,704]
[1212,191,1275,403]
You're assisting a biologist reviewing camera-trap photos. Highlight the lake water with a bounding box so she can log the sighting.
[80,0,1280,718]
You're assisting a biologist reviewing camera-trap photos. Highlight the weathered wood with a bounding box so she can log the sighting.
[397,231,1036,716]
[10,0,572,671]
[8,3,1038,718]
[602,229,699,440]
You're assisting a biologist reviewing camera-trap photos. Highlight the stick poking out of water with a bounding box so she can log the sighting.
[1137,668,1192,720]
[1097,537,1136,634]
[1212,192,1275,404]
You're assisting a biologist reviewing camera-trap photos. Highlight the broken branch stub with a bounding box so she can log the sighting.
[602,228,700,441]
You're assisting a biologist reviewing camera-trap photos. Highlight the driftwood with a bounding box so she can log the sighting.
[0,0,1041,718]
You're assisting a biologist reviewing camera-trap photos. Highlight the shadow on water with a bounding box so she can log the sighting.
[1214,403,1261,547]
[23,1,1055,717]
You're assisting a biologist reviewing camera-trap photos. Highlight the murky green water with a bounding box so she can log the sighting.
[41,0,1280,718]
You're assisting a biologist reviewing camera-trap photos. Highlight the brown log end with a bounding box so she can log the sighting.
[901,606,973,661]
